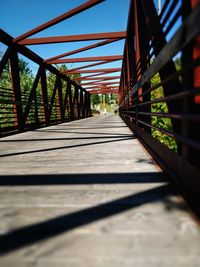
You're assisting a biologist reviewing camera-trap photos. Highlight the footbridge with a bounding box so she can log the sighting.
[0,0,200,266]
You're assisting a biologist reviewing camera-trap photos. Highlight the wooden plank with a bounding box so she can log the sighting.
[0,115,199,266]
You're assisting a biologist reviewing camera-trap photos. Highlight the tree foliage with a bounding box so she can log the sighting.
[151,73,177,151]
[91,94,100,106]
[0,58,82,126]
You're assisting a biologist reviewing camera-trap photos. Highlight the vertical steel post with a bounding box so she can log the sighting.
[77,88,81,119]
[140,0,182,144]
[57,76,64,121]
[82,91,86,118]
[87,93,92,117]
[40,67,49,125]
[136,0,151,133]
[181,0,200,167]
[80,89,84,118]
[191,0,200,104]
[10,46,24,129]
[73,86,78,119]
[69,83,74,121]
[34,86,39,126]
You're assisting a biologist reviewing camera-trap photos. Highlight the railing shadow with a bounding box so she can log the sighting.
[0,172,167,186]
[0,136,134,158]
[0,135,133,143]
[0,184,173,255]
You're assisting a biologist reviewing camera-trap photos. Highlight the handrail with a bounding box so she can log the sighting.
[0,29,91,136]
[119,0,200,215]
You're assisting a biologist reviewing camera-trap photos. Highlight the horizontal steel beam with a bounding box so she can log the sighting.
[62,60,115,74]
[45,38,121,62]
[87,86,119,92]
[14,0,105,43]
[90,91,118,94]
[49,55,123,64]
[64,68,122,74]
[82,82,119,86]
[73,76,120,81]
[73,72,110,79]
[89,89,119,94]
[86,87,119,90]
[18,31,127,45]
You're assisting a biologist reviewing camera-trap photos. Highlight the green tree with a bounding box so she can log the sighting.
[91,94,100,106]
[47,64,81,120]
[0,57,34,126]
[151,73,177,151]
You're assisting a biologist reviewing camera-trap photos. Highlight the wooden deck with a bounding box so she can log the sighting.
[0,115,200,267]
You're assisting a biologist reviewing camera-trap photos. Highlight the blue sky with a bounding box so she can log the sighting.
[0,0,168,78]
[1,1,129,59]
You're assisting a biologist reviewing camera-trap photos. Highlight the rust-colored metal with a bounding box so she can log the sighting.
[14,0,105,43]
[72,72,111,80]
[134,0,142,102]
[64,68,122,74]
[89,89,119,94]
[40,67,49,124]
[45,38,121,62]
[9,47,23,128]
[0,29,91,136]
[119,0,200,215]
[19,32,127,45]
[81,81,105,86]
[62,60,116,74]
[82,81,119,86]
[23,67,42,124]
[50,55,123,64]
[73,76,120,81]
[84,85,119,90]
[191,0,200,103]
[87,86,119,90]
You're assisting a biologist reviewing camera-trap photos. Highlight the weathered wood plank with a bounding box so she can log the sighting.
[0,115,199,266]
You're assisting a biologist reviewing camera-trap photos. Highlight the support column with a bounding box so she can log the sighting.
[10,46,24,129]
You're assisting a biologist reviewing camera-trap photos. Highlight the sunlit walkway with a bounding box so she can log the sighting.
[0,115,200,266]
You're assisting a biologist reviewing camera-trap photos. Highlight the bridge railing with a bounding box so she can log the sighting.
[119,0,200,213]
[0,29,91,136]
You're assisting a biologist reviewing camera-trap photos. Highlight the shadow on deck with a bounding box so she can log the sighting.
[0,115,199,266]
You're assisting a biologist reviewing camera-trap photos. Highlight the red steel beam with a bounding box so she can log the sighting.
[87,88,119,90]
[82,82,119,86]
[81,80,107,86]
[86,85,119,90]
[87,87,119,90]
[18,31,127,45]
[89,89,119,94]
[87,86,119,90]
[73,76,120,81]
[46,55,123,64]
[192,0,200,103]
[45,38,121,62]
[72,72,110,80]
[62,60,115,73]
[64,68,122,74]
[81,80,120,85]
[14,0,105,43]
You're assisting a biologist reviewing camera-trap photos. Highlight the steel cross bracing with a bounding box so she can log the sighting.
[11,0,126,95]
[1,0,126,103]
[0,0,126,138]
